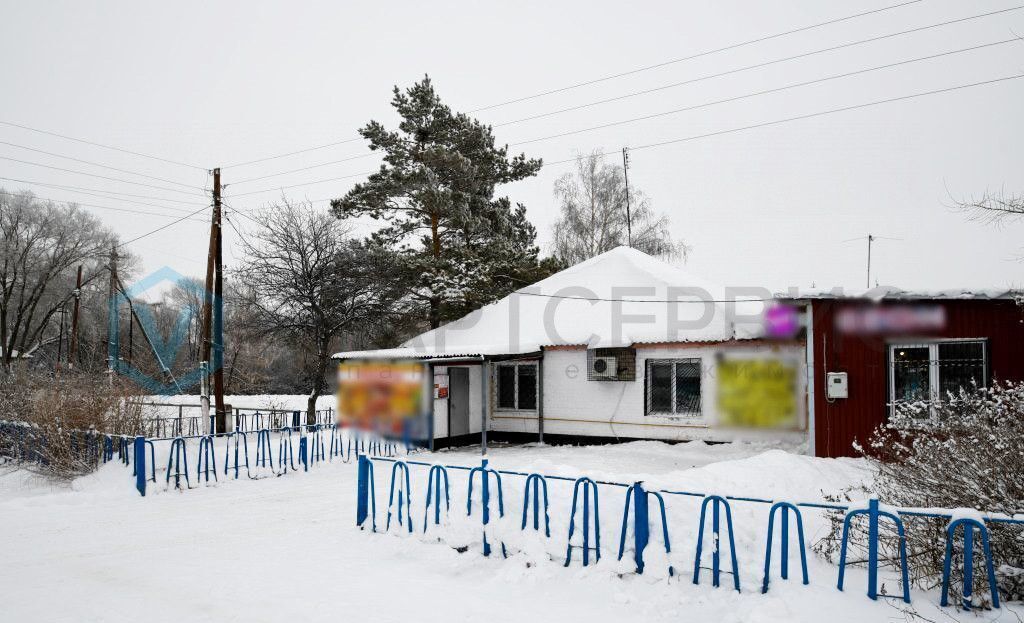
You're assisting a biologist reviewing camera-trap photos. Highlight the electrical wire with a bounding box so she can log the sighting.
[219,74,1024,201]
[0,189,207,221]
[116,203,213,249]
[541,74,1024,166]
[0,176,209,206]
[221,5,1022,186]
[510,38,1023,147]
[220,0,927,170]
[0,120,207,171]
[495,6,1024,129]
[469,0,928,113]
[0,140,206,190]
[0,156,209,197]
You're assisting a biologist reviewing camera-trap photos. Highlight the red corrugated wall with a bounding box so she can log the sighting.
[811,299,1024,458]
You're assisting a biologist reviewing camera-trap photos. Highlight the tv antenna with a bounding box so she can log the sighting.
[842,234,903,288]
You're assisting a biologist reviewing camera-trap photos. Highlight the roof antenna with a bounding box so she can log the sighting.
[842,234,903,288]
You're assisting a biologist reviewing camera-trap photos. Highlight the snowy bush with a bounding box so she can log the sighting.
[816,381,1024,606]
[0,371,143,477]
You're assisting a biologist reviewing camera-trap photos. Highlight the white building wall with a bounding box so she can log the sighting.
[488,344,806,444]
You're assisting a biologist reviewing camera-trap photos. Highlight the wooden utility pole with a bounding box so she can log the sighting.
[200,169,226,433]
[106,246,119,383]
[200,179,216,433]
[622,147,632,248]
[69,264,82,368]
[212,168,226,433]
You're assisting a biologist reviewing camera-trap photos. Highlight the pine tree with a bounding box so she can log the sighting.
[332,76,551,328]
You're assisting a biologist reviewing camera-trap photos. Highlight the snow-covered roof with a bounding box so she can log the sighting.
[333,247,767,360]
[777,285,1023,303]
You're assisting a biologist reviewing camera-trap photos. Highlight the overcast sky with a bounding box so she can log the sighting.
[2,0,1022,297]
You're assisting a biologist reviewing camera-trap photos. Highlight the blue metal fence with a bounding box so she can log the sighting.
[355,454,1024,610]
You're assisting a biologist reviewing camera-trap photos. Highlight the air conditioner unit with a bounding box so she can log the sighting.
[590,356,618,379]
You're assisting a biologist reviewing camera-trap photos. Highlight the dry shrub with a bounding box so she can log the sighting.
[815,381,1024,607]
[0,371,144,477]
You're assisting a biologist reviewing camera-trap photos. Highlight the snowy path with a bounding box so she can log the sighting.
[0,440,1017,622]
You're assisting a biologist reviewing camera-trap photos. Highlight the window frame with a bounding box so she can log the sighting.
[495,361,539,412]
[644,358,703,417]
[887,338,988,412]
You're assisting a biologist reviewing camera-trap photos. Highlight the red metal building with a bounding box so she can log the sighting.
[783,290,1024,458]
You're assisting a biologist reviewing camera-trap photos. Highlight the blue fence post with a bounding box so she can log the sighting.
[254,428,273,471]
[224,431,250,479]
[356,454,377,532]
[166,436,190,490]
[299,436,308,472]
[693,495,740,591]
[838,498,910,603]
[197,435,217,483]
[762,502,809,593]
[467,459,506,557]
[565,477,601,567]
[521,473,551,537]
[941,517,1000,610]
[424,465,451,533]
[133,435,146,496]
[386,461,414,533]
[617,482,650,573]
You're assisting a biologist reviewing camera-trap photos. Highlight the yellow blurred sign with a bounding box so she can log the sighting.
[338,361,423,432]
[716,359,797,429]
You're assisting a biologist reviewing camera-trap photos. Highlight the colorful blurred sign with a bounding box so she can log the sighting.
[835,304,946,335]
[763,304,801,339]
[716,359,798,429]
[337,361,424,432]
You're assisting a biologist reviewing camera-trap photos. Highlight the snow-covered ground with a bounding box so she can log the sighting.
[0,434,1016,622]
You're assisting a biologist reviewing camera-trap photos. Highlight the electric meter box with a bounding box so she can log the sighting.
[826,372,848,399]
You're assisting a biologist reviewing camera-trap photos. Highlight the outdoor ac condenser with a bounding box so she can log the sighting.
[590,356,618,379]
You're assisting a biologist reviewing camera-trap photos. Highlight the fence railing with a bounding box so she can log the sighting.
[355,455,1024,611]
[134,403,335,438]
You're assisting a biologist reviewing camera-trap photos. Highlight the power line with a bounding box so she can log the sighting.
[496,5,1024,130]
[221,74,1024,202]
[0,176,209,206]
[116,203,213,249]
[0,120,207,171]
[510,38,1022,147]
[0,189,207,221]
[0,156,209,197]
[229,151,379,186]
[543,74,1024,166]
[219,0,927,170]
[228,169,378,198]
[468,0,928,113]
[221,5,1021,188]
[222,137,364,169]
[0,140,205,190]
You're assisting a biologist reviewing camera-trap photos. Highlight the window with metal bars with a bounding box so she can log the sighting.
[889,339,988,408]
[496,362,538,411]
[645,358,702,416]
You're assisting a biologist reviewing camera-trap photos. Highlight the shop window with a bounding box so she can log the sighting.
[645,358,702,416]
[496,362,538,411]
[890,340,987,408]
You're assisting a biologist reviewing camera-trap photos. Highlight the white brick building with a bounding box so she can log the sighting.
[334,247,807,449]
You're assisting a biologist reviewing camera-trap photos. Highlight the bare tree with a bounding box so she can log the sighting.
[954,189,1024,225]
[551,150,689,265]
[231,199,399,423]
[0,190,118,375]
